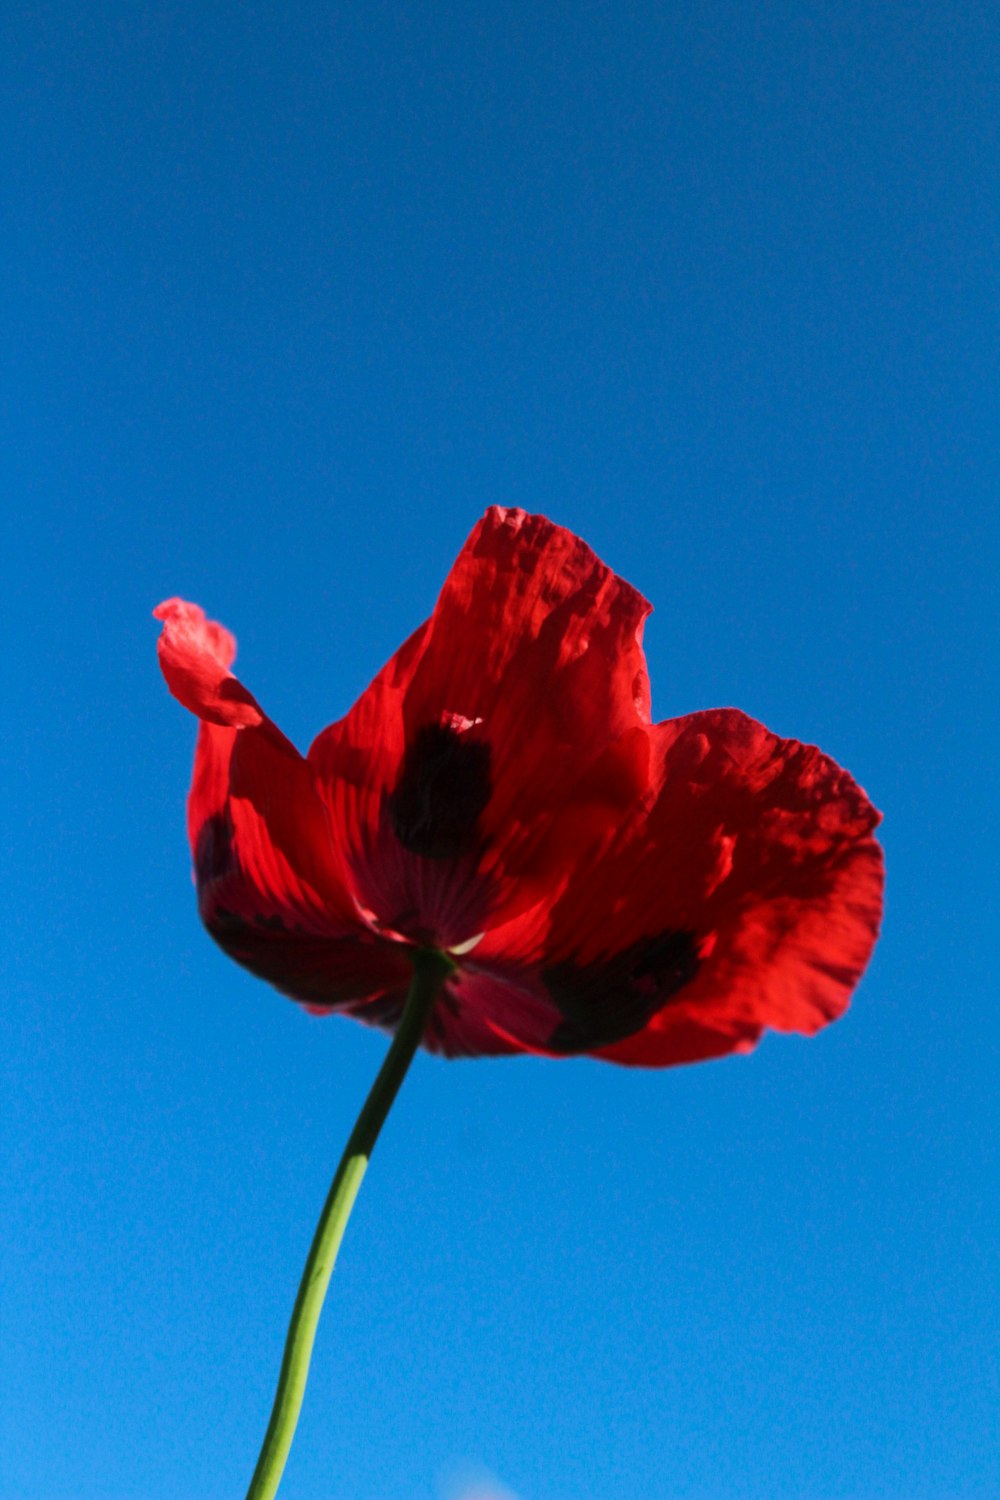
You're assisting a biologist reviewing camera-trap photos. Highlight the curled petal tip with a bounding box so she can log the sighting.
[154,596,238,671]
[154,596,262,727]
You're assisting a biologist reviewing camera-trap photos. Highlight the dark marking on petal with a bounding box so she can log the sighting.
[544,929,700,1052]
[194,811,235,886]
[212,905,237,926]
[389,722,492,859]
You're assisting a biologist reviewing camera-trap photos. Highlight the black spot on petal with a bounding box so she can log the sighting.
[389,722,492,859]
[544,929,700,1052]
[194,812,235,887]
[254,913,288,932]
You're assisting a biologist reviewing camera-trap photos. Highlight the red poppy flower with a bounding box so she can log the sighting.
[155,507,882,1066]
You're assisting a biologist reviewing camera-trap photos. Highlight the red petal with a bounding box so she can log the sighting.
[454,711,883,1065]
[155,600,411,1011]
[309,508,652,947]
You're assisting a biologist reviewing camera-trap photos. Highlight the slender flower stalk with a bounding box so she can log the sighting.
[245,947,454,1500]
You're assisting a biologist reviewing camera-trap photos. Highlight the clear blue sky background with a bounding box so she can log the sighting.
[4,4,997,1498]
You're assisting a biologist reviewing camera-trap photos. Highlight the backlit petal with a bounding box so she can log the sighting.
[309,508,652,946]
[452,711,882,1063]
[154,599,411,1011]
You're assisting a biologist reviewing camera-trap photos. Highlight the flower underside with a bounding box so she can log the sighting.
[155,506,883,1065]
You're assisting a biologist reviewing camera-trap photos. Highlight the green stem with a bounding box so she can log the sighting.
[245,947,454,1500]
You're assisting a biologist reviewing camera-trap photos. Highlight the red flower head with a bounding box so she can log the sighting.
[155,508,883,1065]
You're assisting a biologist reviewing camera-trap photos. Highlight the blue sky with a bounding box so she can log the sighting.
[4,3,997,1497]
